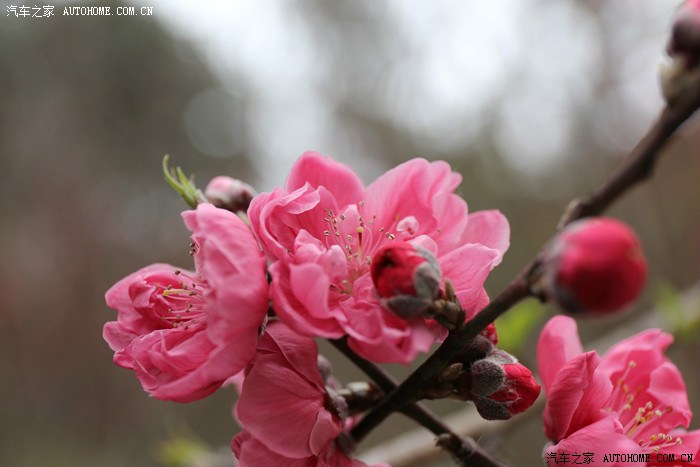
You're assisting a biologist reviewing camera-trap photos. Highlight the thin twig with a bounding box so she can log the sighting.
[330,338,509,467]
[351,86,700,446]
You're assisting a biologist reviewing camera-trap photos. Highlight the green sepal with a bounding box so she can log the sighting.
[162,155,206,208]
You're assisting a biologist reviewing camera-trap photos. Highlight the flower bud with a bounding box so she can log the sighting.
[370,242,442,319]
[540,218,647,315]
[460,349,540,420]
[668,0,700,67]
[204,176,256,213]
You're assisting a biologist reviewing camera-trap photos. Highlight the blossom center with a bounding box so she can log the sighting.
[158,269,207,329]
[605,360,682,454]
[320,203,420,292]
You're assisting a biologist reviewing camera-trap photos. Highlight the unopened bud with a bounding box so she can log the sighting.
[460,349,540,420]
[662,1,700,104]
[668,0,700,67]
[204,176,256,213]
[539,218,647,315]
[370,242,442,319]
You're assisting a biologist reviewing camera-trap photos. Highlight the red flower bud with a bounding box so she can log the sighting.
[461,349,540,420]
[204,176,256,213]
[370,242,442,319]
[542,218,647,314]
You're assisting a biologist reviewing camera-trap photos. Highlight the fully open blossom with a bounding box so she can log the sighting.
[249,152,509,363]
[103,203,268,402]
[232,321,389,467]
[537,316,700,466]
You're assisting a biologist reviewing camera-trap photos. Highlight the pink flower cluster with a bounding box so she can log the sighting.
[249,152,509,363]
[538,316,700,466]
[103,152,511,465]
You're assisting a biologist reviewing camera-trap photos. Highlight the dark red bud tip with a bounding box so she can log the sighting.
[370,242,442,319]
[488,363,540,416]
[545,218,647,315]
[465,349,540,420]
[204,176,257,213]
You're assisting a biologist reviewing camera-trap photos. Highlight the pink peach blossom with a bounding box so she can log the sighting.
[103,203,268,402]
[248,152,509,363]
[537,316,700,466]
[232,321,389,467]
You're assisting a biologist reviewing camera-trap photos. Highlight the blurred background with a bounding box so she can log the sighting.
[2,0,700,466]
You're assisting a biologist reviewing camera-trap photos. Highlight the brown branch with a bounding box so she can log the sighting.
[330,338,510,467]
[560,85,700,226]
[351,84,700,448]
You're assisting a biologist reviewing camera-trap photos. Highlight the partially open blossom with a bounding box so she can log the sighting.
[370,242,442,319]
[232,322,389,467]
[538,316,700,466]
[205,176,256,213]
[540,218,647,315]
[248,152,509,363]
[457,348,540,420]
[103,203,268,402]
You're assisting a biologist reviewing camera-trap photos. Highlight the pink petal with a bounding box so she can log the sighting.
[439,244,500,318]
[545,415,644,467]
[263,322,327,390]
[127,327,227,402]
[543,351,607,442]
[537,316,584,395]
[598,329,673,380]
[237,352,340,458]
[285,152,365,208]
[102,321,137,358]
[249,185,323,260]
[364,159,468,252]
[270,261,346,338]
[181,204,268,346]
[232,430,318,467]
[645,362,692,430]
[105,263,183,334]
[461,210,510,262]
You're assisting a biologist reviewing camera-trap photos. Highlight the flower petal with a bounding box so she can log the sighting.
[286,152,365,208]
[439,243,500,319]
[545,415,644,467]
[232,430,318,467]
[461,210,510,262]
[537,316,584,395]
[543,351,608,442]
[364,159,468,252]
